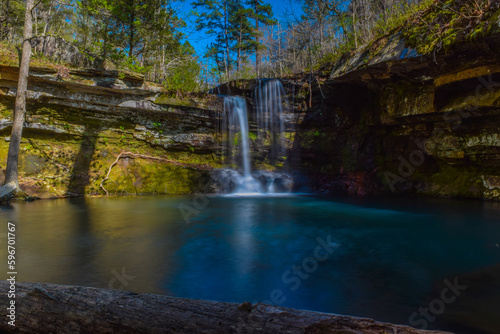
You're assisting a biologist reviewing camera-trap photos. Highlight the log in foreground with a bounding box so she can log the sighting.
[0,281,452,334]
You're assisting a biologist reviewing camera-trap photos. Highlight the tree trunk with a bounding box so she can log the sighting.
[4,0,34,187]
[129,0,135,58]
[255,22,260,76]
[278,20,282,77]
[0,281,451,334]
[224,1,229,81]
[102,21,108,62]
[252,0,260,77]
[237,27,242,72]
[42,5,52,35]
[140,41,146,67]
[33,7,37,36]
[352,0,358,48]
[0,0,10,40]
[292,28,296,71]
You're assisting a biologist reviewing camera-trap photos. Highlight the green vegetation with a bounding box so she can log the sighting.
[3,0,498,85]
[0,41,18,66]
[192,0,275,82]
[0,0,202,93]
[305,0,500,74]
[401,0,500,54]
[373,0,435,38]
[0,98,221,196]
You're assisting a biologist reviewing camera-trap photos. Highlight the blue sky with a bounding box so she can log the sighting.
[176,0,304,57]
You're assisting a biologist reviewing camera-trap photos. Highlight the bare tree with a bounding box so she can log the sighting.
[4,0,34,189]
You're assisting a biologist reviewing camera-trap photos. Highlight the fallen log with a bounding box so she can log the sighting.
[0,281,452,334]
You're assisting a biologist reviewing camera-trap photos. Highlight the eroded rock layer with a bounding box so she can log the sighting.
[291,32,500,200]
[0,65,222,197]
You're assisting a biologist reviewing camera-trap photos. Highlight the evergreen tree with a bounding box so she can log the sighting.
[75,0,187,75]
[75,0,117,61]
[192,0,233,80]
[32,0,74,38]
[245,0,275,76]
[0,0,25,42]
[229,1,253,71]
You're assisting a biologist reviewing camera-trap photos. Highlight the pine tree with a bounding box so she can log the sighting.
[192,0,233,80]
[245,0,275,77]
[229,1,253,72]
[0,0,25,42]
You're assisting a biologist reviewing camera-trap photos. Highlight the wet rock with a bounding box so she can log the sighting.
[207,169,294,194]
[36,191,58,199]
[273,174,293,192]
[209,169,240,193]
[252,170,293,193]
[0,181,19,203]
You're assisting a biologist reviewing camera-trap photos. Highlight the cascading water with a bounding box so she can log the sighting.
[217,79,293,195]
[222,96,262,194]
[254,79,286,163]
[224,97,251,176]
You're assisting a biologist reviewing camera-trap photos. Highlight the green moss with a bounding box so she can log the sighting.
[155,95,192,107]
[415,164,485,198]
[0,100,13,119]
[0,106,218,197]
[104,160,210,195]
[401,1,500,55]
[0,42,18,66]
[154,93,215,110]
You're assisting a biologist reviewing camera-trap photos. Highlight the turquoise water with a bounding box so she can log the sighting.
[1,195,500,333]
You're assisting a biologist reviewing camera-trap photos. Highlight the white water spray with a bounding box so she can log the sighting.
[223,97,261,194]
[254,79,286,161]
[218,79,292,195]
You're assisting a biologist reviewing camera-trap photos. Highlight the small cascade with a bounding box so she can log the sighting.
[223,97,251,176]
[222,96,262,194]
[253,79,287,163]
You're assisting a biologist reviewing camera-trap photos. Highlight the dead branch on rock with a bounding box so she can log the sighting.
[99,151,210,196]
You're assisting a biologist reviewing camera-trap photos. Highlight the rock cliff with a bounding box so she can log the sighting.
[3,18,500,200]
[0,65,222,197]
[291,30,500,200]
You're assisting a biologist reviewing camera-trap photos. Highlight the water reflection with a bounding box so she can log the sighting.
[0,195,499,334]
[233,200,256,278]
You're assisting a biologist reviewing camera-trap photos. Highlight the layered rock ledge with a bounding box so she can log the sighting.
[291,31,500,200]
[0,65,222,197]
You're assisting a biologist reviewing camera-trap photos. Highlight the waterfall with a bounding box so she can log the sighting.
[222,96,261,194]
[217,79,292,195]
[223,97,251,177]
[254,79,286,163]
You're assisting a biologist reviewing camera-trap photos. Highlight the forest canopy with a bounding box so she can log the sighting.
[0,0,497,90]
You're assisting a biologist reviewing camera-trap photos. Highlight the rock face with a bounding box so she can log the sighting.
[30,35,104,69]
[3,29,500,200]
[0,65,222,197]
[329,32,419,79]
[291,31,500,200]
